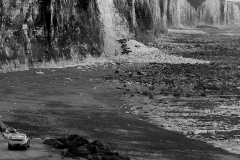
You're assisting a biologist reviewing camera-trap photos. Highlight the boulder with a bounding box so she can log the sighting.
[61,148,69,158]
[53,140,68,149]
[88,145,100,154]
[56,137,67,145]
[43,135,130,159]
[91,140,105,151]
[68,137,90,150]
[71,146,90,157]
[88,155,103,160]
[103,155,130,160]
[43,138,55,145]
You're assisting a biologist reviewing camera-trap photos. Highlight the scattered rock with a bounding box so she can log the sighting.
[44,135,130,160]
[53,138,68,149]
[43,138,55,145]
[71,146,90,157]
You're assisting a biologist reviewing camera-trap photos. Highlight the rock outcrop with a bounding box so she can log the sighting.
[43,135,130,160]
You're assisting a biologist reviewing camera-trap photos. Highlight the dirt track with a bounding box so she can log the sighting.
[0,133,65,160]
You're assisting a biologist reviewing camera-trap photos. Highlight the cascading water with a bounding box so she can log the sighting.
[97,0,132,55]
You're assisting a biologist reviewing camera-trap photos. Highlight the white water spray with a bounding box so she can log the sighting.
[97,0,132,55]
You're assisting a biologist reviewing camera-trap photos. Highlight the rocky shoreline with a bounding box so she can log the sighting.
[104,27,240,155]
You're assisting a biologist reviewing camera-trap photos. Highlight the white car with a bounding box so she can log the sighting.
[8,133,30,150]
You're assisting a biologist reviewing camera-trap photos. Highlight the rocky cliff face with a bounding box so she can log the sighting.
[197,0,224,25]
[167,0,197,27]
[167,0,240,27]
[0,0,240,72]
[0,0,170,72]
[112,0,168,39]
[0,0,104,72]
[226,1,240,24]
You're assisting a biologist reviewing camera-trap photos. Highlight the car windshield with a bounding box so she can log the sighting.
[12,139,23,141]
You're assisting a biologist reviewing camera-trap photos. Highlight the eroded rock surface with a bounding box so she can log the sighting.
[0,0,240,71]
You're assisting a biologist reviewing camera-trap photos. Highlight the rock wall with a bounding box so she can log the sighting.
[112,0,168,39]
[0,0,240,71]
[167,0,240,27]
[0,0,104,72]
[0,0,170,71]
[226,1,240,24]
[167,0,197,27]
[197,0,224,25]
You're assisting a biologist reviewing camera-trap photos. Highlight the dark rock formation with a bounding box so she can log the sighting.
[43,135,130,160]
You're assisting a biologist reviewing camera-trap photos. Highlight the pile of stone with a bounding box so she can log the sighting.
[115,39,208,64]
[117,39,132,55]
[43,134,130,160]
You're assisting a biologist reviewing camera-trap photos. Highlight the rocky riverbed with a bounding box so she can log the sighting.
[104,26,240,155]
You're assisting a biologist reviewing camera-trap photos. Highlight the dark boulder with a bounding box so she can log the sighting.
[88,155,103,160]
[71,146,90,157]
[43,138,55,145]
[91,140,105,151]
[88,145,100,154]
[53,140,68,149]
[68,137,90,150]
[102,155,130,160]
[56,138,67,144]
[43,135,130,159]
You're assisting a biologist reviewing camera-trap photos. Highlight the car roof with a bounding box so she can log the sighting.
[11,133,26,137]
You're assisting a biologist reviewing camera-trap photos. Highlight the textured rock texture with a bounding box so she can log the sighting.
[0,0,240,71]
[168,0,240,27]
[0,0,104,72]
[112,0,168,44]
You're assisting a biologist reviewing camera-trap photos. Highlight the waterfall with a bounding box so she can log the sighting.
[97,0,131,55]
